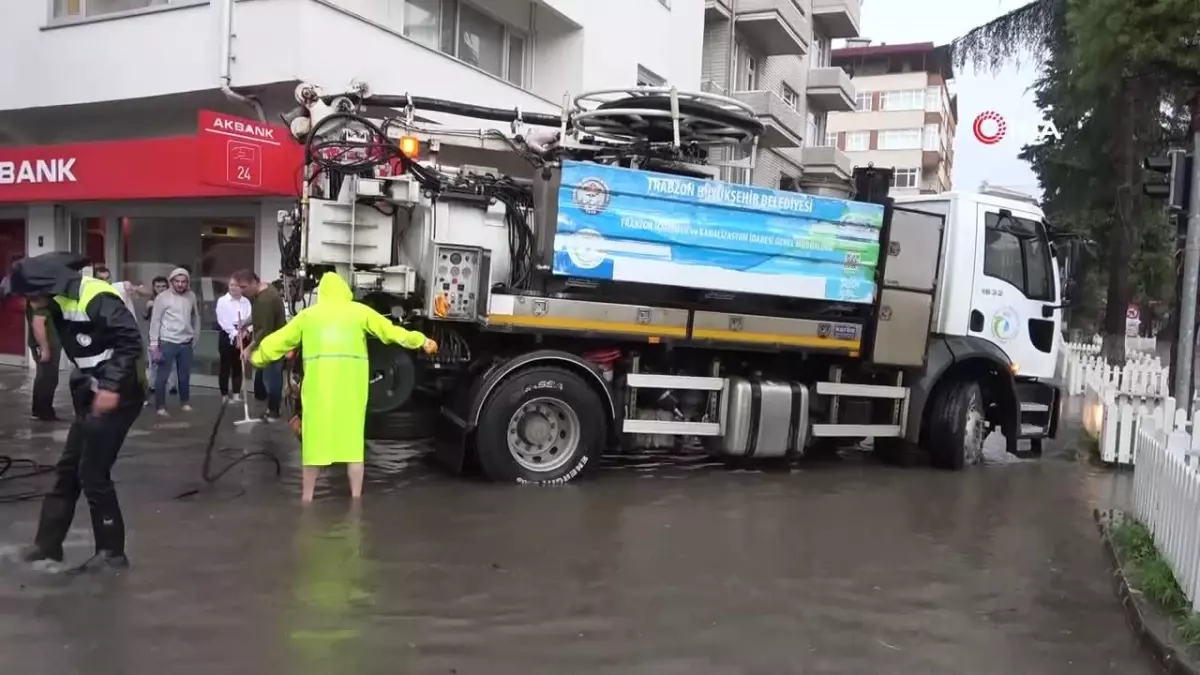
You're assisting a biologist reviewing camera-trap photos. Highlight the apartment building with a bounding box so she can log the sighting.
[0,0,703,370]
[825,40,957,196]
[699,0,862,196]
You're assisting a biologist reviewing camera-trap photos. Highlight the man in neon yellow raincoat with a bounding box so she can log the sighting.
[250,272,436,503]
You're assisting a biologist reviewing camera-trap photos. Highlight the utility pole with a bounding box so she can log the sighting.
[1145,147,1197,407]
[1185,132,1200,408]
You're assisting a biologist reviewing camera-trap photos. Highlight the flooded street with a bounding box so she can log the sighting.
[0,369,1156,675]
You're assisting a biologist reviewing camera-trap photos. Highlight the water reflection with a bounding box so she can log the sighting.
[287,505,370,674]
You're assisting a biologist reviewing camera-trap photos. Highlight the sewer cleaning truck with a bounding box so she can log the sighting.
[273,81,1072,484]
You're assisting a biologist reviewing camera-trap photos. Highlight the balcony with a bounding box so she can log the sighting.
[707,0,809,55]
[800,145,852,179]
[703,82,804,148]
[812,0,861,39]
[806,67,855,112]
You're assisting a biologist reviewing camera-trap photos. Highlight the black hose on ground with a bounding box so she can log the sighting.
[0,455,55,504]
[172,401,283,500]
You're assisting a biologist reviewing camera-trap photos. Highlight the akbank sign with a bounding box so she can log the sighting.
[972,111,1062,146]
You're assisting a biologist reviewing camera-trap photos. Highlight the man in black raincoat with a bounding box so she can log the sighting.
[9,252,145,571]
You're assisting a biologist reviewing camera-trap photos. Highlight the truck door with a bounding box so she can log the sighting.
[970,204,1060,380]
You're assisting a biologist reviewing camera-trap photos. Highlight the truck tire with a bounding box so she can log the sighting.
[927,379,986,470]
[475,366,605,484]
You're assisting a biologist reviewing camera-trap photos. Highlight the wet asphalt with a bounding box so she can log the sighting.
[0,367,1158,675]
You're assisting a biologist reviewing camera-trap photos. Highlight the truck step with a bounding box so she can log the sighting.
[622,419,722,436]
[1020,402,1050,413]
[812,423,903,438]
[626,373,725,391]
[815,382,907,399]
[1019,423,1048,438]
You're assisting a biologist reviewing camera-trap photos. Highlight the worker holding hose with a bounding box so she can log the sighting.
[8,252,145,571]
[250,272,436,503]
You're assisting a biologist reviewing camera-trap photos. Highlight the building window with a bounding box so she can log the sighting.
[854,91,873,112]
[119,216,258,379]
[891,167,919,189]
[812,33,831,68]
[779,175,799,191]
[925,86,942,112]
[845,130,869,152]
[733,40,758,90]
[923,124,939,151]
[781,85,799,110]
[880,89,925,111]
[983,212,1054,300]
[877,128,922,150]
[823,131,838,147]
[392,0,528,88]
[52,0,192,19]
[638,65,666,87]
[805,111,827,147]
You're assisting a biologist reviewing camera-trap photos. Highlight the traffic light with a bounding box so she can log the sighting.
[1143,149,1193,212]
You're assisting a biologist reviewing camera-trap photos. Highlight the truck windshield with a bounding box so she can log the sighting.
[983,212,1055,302]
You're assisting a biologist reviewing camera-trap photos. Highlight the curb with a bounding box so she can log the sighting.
[1094,508,1198,675]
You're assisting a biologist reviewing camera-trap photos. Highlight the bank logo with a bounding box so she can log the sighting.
[573,177,610,215]
[992,308,1020,342]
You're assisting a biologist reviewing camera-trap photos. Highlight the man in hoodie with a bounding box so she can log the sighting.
[251,272,436,503]
[7,252,144,570]
[148,267,201,416]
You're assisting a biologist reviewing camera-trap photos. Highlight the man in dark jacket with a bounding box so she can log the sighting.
[9,252,145,571]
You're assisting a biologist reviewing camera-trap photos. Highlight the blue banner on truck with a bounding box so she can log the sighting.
[551,161,886,304]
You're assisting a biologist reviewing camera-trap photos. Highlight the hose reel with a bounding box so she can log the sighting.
[571,87,765,148]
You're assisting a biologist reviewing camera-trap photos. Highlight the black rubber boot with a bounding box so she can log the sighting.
[19,544,64,564]
[66,551,130,575]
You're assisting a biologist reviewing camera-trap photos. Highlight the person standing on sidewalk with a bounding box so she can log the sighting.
[148,267,200,416]
[26,292,61,421]
[143,276,176,396]
[9,251,145,571]
[215,278,252,402]
[231,269,287,422]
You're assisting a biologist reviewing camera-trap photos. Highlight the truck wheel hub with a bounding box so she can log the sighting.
[506,397,581,472]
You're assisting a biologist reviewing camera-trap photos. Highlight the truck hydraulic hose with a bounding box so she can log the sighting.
[173,401,282,500]
[0,455,55,504]
[357,94,563,128]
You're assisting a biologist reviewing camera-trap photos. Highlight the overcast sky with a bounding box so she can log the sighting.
[855,0,1044,197]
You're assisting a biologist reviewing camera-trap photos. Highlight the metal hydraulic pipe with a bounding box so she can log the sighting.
[1175,131,1200,408]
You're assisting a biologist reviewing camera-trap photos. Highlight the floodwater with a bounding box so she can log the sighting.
[0,369,1157,675]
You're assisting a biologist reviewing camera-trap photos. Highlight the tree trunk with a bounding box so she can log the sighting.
[1102,79,1139,366]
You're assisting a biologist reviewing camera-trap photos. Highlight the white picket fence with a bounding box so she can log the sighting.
[1132,414,1200,612]
[1065,335,1158,357]
[1071,341,1181,465]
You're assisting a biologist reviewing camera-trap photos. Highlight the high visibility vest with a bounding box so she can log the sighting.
[53,277,122,371]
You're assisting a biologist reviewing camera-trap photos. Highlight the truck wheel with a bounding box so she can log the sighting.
[928,379,986,470]
[475,366,605,484]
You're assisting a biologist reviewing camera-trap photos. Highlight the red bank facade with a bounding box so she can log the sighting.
[0,111,303,376]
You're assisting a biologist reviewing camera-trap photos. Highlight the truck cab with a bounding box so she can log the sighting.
[895,191,1062,461]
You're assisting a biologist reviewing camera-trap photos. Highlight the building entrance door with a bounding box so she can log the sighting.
[0,219,27,356]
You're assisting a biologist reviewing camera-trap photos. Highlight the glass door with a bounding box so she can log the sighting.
[0,219,27,357]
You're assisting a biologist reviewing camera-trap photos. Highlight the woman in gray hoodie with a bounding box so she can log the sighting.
[148,267,201,415]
